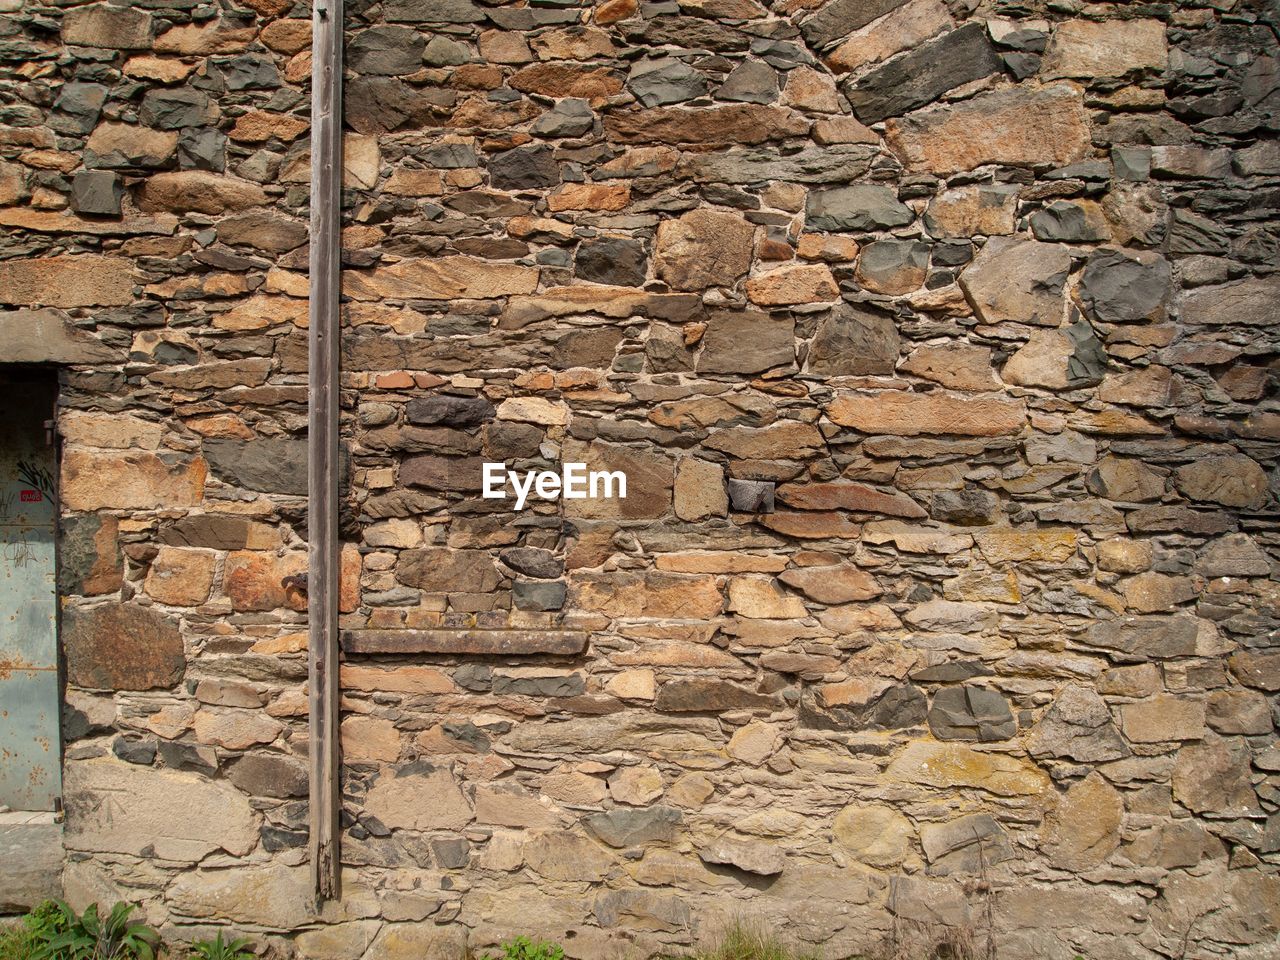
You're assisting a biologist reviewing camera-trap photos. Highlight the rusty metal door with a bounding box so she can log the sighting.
[0,372,59,811]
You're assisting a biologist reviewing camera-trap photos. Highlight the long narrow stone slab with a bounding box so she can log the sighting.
[342,629,589,656]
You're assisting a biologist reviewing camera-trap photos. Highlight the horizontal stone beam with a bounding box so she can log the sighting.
[341,629,588,656]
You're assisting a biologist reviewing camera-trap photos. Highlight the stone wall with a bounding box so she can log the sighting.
[1,0,1278,956]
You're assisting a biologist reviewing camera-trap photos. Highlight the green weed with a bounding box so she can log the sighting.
[669,921,822,960]
[29,901,158,960]
[482,936,566,960]
[188,932,254,960]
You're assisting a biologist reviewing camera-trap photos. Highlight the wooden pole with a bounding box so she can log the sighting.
[308,0,343,908]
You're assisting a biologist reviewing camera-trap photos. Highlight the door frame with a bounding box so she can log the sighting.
[0,364,64,813]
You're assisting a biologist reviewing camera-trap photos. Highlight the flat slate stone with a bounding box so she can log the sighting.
[139,88,213,130]
[532,99,595,139]
[0,308,119,364]
[576,237,646,286]
[697,309,795,375]
[920,813,1014,875]
[349,26,426,75]
[928,685,1017,741]
[342,629,589,656]
[620,16,751,53]
[159,514,274,550]
[203,437,349,496]
[384,0,486,22]
[1083,615,1200,660]
[1078,247,1172,324]
[492,669,583,697]
[716,59,778,104]
[844,23,1001,125]
[699,837,786,875]
[405,393,495,428]
[203,436,307,495]
[71,170,123,215]
[655,678,782,712]
[806,184,913,232]
[800,0,908,48]
[489,145,561,190]
[512,580,568,612]
[678,144,876,184]
[628,59,708,107]
[585,805,682,847]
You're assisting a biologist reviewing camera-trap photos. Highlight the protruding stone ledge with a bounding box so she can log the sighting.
[341,629,588,656]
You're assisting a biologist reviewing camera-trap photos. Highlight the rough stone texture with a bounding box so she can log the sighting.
[62,605,185,691]
[674,457,728,522]
[1175,456,1270,510]
[928,686,1016,741]
[827,391,1026,436]
[0,309,119,364]
[885,85,1092,175]
[806,184,912,232]
[0,256,133,308]
[654,209,755,291]
[1041,772,1123,871]
[1043,19,1168,80]
[806,304,900,375]
[698,837,785,876]
[0,817,62,913]
[960,238,1071,327]
[366,769,474,832]
[1026,684,1128,763]
[843,23,999,124]
[925,185,1017,239]
[1001,321,1106,390]
[1182,276,1280,328]
[833,803,913,867]
[137,172,268,214]
[144,547,216,606]
[1077,248,1171,324]
[11,2,1279,958]
[920,813,1014,876]
[697,309,795,375]
[63,758,257,862]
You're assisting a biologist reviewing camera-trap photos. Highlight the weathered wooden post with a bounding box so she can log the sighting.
[308,0,343,909]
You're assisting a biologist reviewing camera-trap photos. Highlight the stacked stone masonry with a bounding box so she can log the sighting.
[1,0,1278,956]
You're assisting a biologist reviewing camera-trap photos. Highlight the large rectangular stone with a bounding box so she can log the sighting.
[0,255,134,307]
[62,451,206,510]
[342,629,589,656]
[0,817,62,912]
[676,145,876,184]
[345,256,539,301]
[604,105,809,146]
[0,308,118,364]
[1082,616,1200,661]
[826,390,1026,436]
[0,209,178,236]
[1180,277,1280,328]
[63,759,258,863]
[884,85,1092,175]
[1043,18,1168,79]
